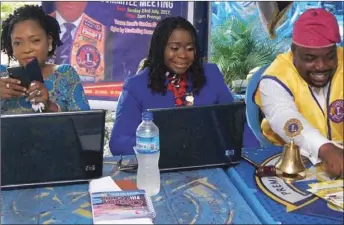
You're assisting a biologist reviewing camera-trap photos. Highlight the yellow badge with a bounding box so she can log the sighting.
[283,118,303,138]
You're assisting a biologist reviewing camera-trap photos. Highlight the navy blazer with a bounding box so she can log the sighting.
[109,63,257,155]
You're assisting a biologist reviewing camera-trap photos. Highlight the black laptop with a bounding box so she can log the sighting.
[146,102,246,172]
[1,110,106,189]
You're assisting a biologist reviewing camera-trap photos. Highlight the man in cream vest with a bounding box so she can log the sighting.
[50,1,113,82]
[255,8,343,177]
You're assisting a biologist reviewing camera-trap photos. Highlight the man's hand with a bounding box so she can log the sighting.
[319,143,344,178]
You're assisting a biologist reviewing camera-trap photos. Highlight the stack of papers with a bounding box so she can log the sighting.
[307,179,343,209]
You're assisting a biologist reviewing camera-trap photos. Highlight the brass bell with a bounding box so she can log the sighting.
[275,138,306,175]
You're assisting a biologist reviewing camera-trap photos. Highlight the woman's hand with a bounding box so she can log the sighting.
[25,81,60,112]
[26,81,49,106]
[0,77,27,99]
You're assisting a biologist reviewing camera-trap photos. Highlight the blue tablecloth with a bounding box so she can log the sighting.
[1,156,261,224]
[227,147,343,224]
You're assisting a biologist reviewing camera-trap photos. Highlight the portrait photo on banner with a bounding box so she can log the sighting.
[42,1,188,102]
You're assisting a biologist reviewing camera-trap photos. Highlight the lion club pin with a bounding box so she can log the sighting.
[185,93,194,106]
[283,118,304,139]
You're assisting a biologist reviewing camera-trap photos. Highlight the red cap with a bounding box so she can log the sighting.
[292,8,340,48]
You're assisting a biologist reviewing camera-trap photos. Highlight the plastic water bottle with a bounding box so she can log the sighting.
[135,111,160,196]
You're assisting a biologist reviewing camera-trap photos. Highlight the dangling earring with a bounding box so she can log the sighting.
[7,56,11,67]
[49,46,52,52]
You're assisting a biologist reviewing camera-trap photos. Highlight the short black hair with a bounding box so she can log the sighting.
[143,16,206,95]
[1,5,62,62]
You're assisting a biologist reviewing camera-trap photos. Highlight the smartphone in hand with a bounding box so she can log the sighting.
[25,58,44,83]
[7,66,31,88]
[6,58,44,88]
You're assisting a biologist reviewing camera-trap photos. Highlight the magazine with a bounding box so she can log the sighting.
[91,190,155,221]
[89,176,155,224]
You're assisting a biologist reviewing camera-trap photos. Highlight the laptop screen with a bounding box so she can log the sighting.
[1,110,106,188]
[148,103,246,171]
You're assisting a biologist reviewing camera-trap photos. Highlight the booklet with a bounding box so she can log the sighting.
[89,176,155,224]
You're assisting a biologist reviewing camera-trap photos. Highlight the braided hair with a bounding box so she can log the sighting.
[1,5,62,63]
[143,16,206,95]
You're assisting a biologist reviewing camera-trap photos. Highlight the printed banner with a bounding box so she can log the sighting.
[42,1,188,101]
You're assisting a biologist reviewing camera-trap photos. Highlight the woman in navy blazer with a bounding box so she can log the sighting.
[110,17,235,156]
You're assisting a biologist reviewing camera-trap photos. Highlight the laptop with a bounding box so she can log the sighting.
[1,110,106,189]
[146,102,246,172]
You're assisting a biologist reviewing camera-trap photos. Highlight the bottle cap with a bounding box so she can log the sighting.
[142,111,153,121]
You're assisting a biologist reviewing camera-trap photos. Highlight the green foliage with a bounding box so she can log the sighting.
[1,3,16,21]
[1,3,14,15]
[0,2,35,36]
[210,16,288,85]
[1,3,15,32]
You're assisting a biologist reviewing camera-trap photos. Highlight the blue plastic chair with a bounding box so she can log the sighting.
[245,64,275,148]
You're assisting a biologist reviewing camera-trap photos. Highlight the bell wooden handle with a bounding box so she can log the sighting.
[255,166,281,177]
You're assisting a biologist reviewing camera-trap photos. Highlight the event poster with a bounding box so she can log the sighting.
[42,1,188,101]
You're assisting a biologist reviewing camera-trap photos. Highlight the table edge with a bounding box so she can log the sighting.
[227,167,276,224]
